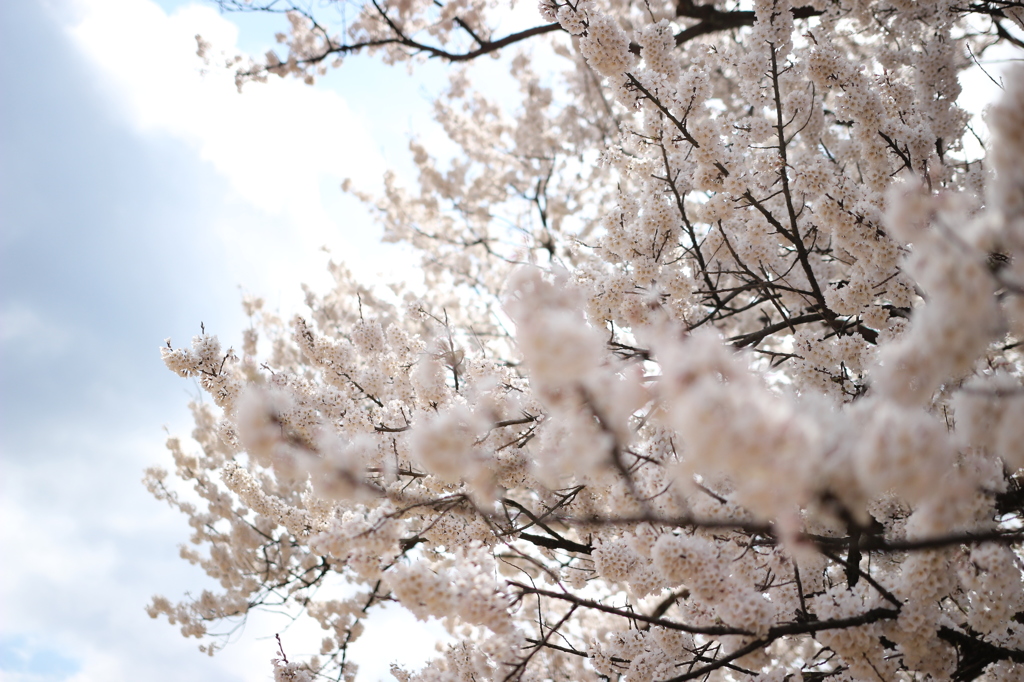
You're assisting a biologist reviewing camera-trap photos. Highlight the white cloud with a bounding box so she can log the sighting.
[0,428,265,682]
[65,0,416,310]
[68,0,386,206]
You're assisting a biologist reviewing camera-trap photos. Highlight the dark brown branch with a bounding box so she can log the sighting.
[280,21,561,72]
[502,498,592,554]
[519,532,593,555]
[509,582,752,635]
[505,605,578,682]
[627,2,824,53]
[939,625,1024,681]
[658,608,899,682]
[728,312,826,348]
[857,528,1024,553]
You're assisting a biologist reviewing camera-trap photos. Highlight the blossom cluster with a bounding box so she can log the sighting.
[152,1,1024,680]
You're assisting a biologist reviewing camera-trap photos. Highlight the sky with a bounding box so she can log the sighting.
[0,1,447,680]
[0,1,1017,681]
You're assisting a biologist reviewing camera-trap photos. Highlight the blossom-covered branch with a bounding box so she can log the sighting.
[151,0,1024,680]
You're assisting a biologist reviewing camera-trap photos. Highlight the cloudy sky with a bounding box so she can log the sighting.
[0,0,450,679]
[0,1,1015,680]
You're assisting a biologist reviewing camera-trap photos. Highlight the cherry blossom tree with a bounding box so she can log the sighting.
[149,0,1024,680]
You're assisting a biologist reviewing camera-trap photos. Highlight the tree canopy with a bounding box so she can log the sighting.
[149,1,1024,680]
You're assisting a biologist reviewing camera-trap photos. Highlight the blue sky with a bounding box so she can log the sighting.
[0,1,1013,680]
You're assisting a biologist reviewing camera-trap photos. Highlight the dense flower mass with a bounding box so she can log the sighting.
[152,0,1024,679]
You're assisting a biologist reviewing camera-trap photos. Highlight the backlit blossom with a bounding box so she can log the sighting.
[153,5,1024,681]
